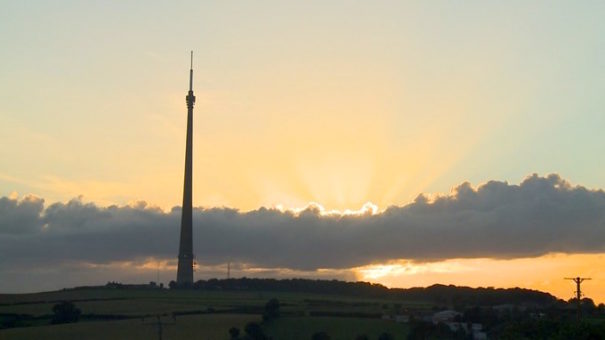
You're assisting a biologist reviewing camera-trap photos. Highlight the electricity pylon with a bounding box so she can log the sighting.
[565,276,591,320]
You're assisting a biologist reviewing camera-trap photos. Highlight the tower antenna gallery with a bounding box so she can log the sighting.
[176,51,195,285]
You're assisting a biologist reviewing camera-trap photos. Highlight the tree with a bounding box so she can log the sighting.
[244,322,267,340]
[263,298,280,321]
[581,298,597,315]
[311,331,330,340]
[51,301,81,324]
[378,332,395,340]
[229,327,240,339]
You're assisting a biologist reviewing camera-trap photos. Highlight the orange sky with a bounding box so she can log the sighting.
[126,252,604,304]
[1,2,604,297]
[355,253,604,304]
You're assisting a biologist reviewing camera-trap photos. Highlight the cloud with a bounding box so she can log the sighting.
[0,195,45,234]
[1,174,605,290]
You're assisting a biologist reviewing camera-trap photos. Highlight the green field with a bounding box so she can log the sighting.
[264,317,408,339]
[0,314,260,340]
[0,288,415,339]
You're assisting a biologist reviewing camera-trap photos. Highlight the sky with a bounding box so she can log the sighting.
[1,1,604,302]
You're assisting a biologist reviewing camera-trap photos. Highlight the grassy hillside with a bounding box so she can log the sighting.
[1,280,579,339]
[0,288,414,339]
[0,288,426,316]
[0,314,260,340]
[264,317,407,339]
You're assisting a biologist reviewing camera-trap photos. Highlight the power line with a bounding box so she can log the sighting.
[142,314,176,340]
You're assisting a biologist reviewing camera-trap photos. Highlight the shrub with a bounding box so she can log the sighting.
[311,331,331,340]
[51,301,81,324]
[244,322,267,340]
[262,298,280,321]
[229,326,240,339]
[378,332,395,340]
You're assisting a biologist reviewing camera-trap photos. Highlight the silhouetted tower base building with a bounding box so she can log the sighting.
[177,52,195,286]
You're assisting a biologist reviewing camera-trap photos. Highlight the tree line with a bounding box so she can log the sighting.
[168,278,558,307]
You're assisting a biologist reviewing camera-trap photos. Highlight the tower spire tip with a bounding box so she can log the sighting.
[188,51,193,91]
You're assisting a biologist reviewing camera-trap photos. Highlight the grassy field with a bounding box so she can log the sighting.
[0,314,260,340]
[0,315,407,340]
[0,289,427,316]
[0,288,417,339]
[264,317,408,339]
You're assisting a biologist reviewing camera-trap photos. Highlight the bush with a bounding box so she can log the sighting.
[378,332,395,340]
[229,326,240,339]
[244,322,267,340]
[51,301,81,324]
[263,298,280,321]
[311,331,331,340]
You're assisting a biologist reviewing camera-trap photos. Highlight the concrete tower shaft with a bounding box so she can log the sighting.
[177,51,195,285]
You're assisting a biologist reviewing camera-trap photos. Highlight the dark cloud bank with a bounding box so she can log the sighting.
[1,174,605,290]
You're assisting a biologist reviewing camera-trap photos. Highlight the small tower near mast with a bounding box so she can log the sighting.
[177,51,195,286]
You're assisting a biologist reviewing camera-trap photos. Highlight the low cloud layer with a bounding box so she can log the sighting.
[1,174,605,290]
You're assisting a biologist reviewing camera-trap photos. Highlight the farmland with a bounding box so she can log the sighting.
[2,279,601,339]
[0,287,412,339]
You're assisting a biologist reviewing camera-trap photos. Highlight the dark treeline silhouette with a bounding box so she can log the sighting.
[167,278,557,307]
[50,301,81,324]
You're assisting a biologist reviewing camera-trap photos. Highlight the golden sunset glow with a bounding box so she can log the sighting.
[355,253,605,303]
[2,2,605,306]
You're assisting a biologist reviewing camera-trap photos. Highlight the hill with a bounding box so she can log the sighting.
[1,278,601,340]
[186,278,559,307]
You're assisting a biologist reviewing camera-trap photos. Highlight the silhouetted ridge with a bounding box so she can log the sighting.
[169,278,558,306]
